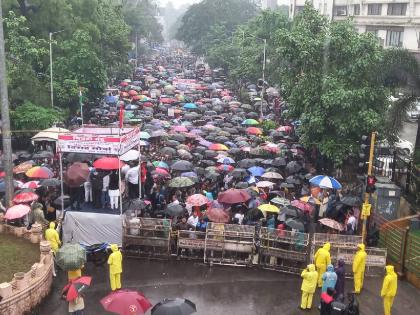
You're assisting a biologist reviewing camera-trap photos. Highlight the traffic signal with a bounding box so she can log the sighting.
[366,175,377,193]
[357,135,370,175]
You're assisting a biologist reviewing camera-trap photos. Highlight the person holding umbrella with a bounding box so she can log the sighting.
[108,244,123,291]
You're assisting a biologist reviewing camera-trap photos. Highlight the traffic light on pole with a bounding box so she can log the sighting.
[357,135,369,176]
[366,175,377,193]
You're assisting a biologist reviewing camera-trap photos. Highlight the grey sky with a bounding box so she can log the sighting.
[158,0,201,9]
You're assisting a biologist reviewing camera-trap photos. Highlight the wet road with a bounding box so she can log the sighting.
[36,259,420,315]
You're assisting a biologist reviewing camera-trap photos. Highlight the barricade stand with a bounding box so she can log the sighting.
[204,223,256,266]
[177,230,206,260]
[258,228,309,274]
[310,233,386,276]
[123,217,172,259]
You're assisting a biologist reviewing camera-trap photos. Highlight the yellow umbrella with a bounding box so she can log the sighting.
[258,203,280,213]
[300,196,321,205]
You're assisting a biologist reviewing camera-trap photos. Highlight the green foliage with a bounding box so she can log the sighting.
[10,101,63,132]
[274,6,387,164]
[176,0,257,55]
[261,120,277,133]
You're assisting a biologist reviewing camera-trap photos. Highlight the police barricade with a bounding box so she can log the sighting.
[204,223,255,266]
[122,217,172,259]
[177,230,206,260]
[336,247,387,276]
[258,228,310,274]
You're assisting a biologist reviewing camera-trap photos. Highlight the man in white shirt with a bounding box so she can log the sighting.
[347,210,357,235]
[125,166,139,199]
[187,212,199,229]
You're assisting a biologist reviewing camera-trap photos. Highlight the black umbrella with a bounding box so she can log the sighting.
[237,159,256,168]
[40,178,61,187]
[165,140,181,147]
[171,160,193,171]
[160,147,176,156]
[32,151,54,159]
[285,161,302,174]
[165,204,185,217]
[285,218,305,231]
[231,168,248,179]
[200,160,215,166]
[283,206,301,217]
[272,157,287,167]
[151,298,196,315]
[205,172,219,181]
[286,176,301,185]
[341,196,362,207]
[235,181,249,189]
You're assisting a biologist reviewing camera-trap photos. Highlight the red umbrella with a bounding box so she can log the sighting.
[0,171,5,177]
[93,157,125,170]
[64,162,90,187]
[13,191,39,204]
[160,98,176,104]
[246,127,263,135]
[186,194,209,207]
[206,207,230,223]
[101,289,152,315]
[132,95,141,101]
[217,189,251,204]
[143,102,153,107]
[62,276,92,301]
[119,81,129,87]
[128,90,138,96]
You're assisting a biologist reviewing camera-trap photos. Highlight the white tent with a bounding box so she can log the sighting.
[31,127,69,142]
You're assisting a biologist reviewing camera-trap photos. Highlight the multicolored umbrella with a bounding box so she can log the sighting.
[309,175,342,190]
[217,164,234,172]
[25,166,54,179]
[319,218,344,231]
[93,157,125,170]
[241,119,259,125]
[13,191,39,204]
[56,244,87,271]
[13,161,34,174]
[300,196,321,205]
[101,289,152,315]
[4,204,31,220]
[186,194,209,207]
[168,177,195,188]
[62,276,92,301]
[217,157,235,164]
[208,143,228,151]
[21,181,40,189]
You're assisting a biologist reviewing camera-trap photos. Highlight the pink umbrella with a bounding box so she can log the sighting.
[218,188,251,204]
[319,218,344,231]
[206,207,230,223]
[291,200,314,213]
[172,125,188,132]
[187,194,209,207]
[13,191,39,204]
[101,289,152,315]
[4,204,31,220]
[22,181,40,189]
[277,126,292,132]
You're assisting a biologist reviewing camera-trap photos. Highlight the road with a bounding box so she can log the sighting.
[401,120,418,146]
[36,259,420,315]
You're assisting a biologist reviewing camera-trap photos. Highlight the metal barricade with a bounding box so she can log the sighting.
[204,223,255,266]
[123,217,172,259]
[177,230,206,260]
[336,247,387,276]
[258,228,309,274]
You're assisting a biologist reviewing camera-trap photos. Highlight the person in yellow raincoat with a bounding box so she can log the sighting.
[314,242,331,287]
[352,243,367,293]
[45,222,61,253]
[381,265,398,315]
[300,264,318,310]
[108,244,123,291]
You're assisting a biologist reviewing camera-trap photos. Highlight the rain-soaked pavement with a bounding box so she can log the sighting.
[36,259,420,315]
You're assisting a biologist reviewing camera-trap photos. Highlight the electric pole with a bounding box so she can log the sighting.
[0,0,15,206]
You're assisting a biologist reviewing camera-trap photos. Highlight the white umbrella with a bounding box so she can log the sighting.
[120,150,140,162]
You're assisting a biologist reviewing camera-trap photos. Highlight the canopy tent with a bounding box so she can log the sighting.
[32,127,70,142]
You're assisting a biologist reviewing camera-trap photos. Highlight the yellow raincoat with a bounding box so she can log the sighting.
[314,242,331,287]
[108,244,123,290]
[352,243,367,293]
[300,264,318,309]
[381,265,398,315]
[45,222,61,253]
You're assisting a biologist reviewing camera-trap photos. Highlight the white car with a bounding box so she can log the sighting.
[377,137,414,157]
[408,102,420,120]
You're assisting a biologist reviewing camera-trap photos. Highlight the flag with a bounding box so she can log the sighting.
[119,102,124,128]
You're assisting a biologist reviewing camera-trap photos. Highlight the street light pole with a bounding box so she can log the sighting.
[0,0,14,206]
[261,38,267,119]
[49,30,64,107]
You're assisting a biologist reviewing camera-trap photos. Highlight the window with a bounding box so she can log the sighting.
[295,6,304,15]
[366,26,379,36]
[333,5,347,16]
[387,3,407,16]
[353,4,360,16]
[386,28,404,47]
[368,4,382,15]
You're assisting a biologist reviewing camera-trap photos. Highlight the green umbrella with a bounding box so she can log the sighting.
[168,177,194,188]
[56,244,87,271]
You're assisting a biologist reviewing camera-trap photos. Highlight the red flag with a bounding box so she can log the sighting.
[119,102,124,128]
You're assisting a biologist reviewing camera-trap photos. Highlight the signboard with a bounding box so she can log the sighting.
[58,127,140,155]
[172,78,198,90]
[178,238,205,249]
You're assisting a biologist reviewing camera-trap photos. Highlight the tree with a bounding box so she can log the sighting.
[275,5,388,165]
[176,0,257,55]
[10,101,63,132]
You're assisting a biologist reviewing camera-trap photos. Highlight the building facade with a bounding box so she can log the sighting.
[289,0,420,53]
[262,0,279,10]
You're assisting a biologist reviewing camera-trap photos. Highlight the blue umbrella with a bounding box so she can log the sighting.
[181,171,198,178]
[247,166,265,177]
[183,103,197,109]
[105,95,117,104]
[217,157,235,164]
[309,175,342,190]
